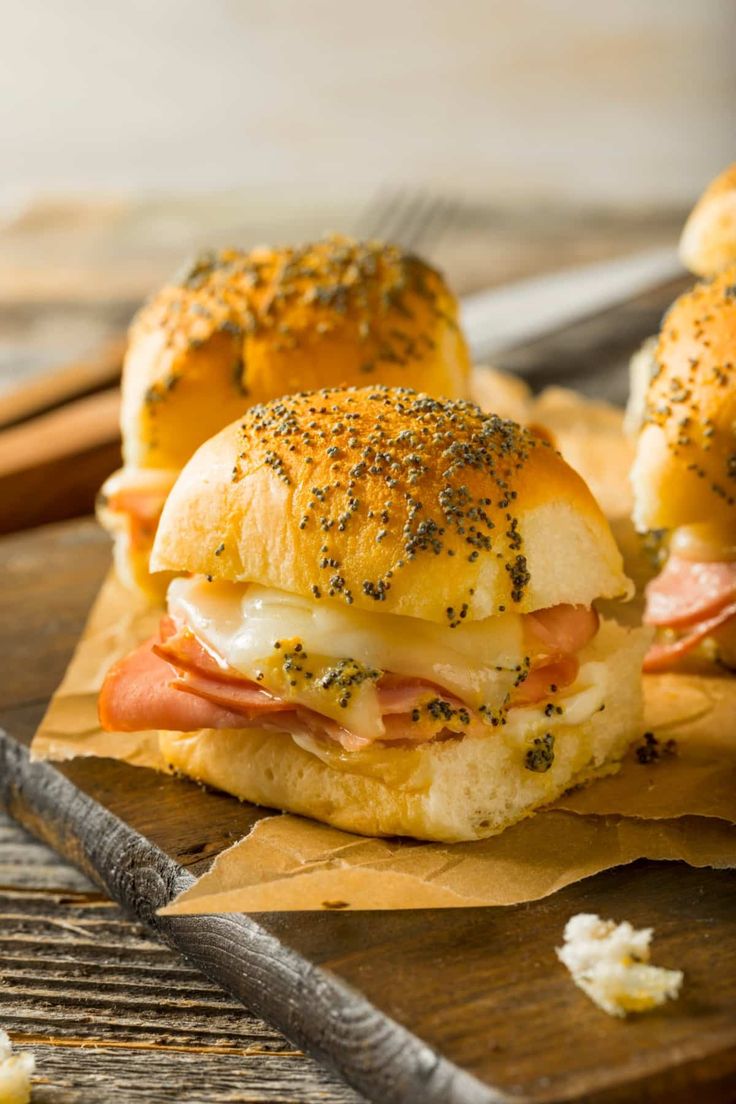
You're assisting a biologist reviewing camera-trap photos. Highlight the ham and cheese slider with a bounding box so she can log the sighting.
[97,236,470,601]
[680,163,736,278]
[99,386,646,842]
[627,163,736,435]
[631,267,736,672]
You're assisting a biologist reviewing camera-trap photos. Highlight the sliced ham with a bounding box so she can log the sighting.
[105,486,169,551]
[154,620,250,684]
[368,610,589,716]
[510,655,580,707]
[170,671,292,717]
[98,636,249,732]
[375,677,449,715]
[644,557,736,628]
[100,601,597,747]
[525,604,599,655]
[298,705,486,752]
[163,652,451,724]
[107,486,167,522]
[294,710,371,753]
[643,601,736,673]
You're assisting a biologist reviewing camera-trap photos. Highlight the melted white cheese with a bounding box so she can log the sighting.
[168,576,528,740]
[501,658,607,741]
[258,643,611,781]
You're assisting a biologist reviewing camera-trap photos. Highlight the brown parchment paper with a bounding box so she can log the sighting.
[161,812,736,913]
[32,571,169,771]
[32,370,736,912]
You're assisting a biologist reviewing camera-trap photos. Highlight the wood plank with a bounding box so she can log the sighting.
[0,335,124,430]
[27,1045,361,1104]
[1,515,735,1101]
[0,525,475,1102]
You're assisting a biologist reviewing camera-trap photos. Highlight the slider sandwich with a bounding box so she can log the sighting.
[631,267,736,672]
[626,162,736,434]
[98,236,470,600]
[679,162,736,278]
[99,387,646,842]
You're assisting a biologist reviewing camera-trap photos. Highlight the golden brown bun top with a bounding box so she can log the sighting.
[152,387,630,622]
[632,266,736,530]
[122,236,470,469]
[680,163,736,277]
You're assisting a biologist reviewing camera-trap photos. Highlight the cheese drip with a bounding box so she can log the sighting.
[168,576,529,741]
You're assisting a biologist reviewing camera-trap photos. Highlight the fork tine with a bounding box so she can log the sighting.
[358,188,411,243]
[354,188,400,241]
[357,189,459,253]
[393,192,438,250]
[397,195,450,252]
[416,195,457,250]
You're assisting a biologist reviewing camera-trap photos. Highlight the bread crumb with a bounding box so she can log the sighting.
[0,1030,35,1104]
[557,913,683,1017]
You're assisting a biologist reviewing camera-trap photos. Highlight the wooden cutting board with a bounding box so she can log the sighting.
[1,523,735,1104]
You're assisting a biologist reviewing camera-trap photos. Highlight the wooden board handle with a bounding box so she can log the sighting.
[0,388,121,533]
[0,334,125,430]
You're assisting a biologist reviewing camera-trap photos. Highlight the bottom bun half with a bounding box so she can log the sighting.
[158,620,648,842]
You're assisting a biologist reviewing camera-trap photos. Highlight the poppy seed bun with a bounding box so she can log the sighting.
[680,164,736,277]
[152,387,631,620]
[158,619,647,842]
[631,267,736,532]
[100,237,470,599]
[122,237,470,471]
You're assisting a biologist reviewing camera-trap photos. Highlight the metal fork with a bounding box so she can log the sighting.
[356,189,458,252]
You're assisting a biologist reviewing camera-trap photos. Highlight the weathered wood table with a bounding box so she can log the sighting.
[0,811,363,1103]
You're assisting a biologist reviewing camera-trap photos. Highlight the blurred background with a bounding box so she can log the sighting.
[2,0,733,204]
[0,0,734,527]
